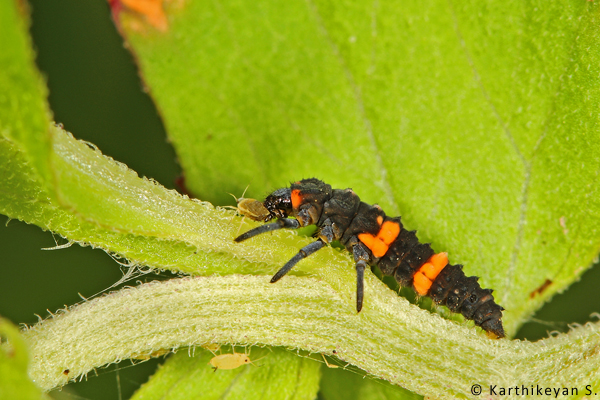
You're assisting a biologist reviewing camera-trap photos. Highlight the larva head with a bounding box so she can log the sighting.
[263,188,292,221]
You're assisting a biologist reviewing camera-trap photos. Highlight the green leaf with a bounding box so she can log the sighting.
[120,0,600,335]
[0,0,52,187]
[0,317,49,400]
[131,347,320,400]
[320,366,422,400]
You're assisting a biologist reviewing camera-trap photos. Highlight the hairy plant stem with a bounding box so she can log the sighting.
[23,275,600,399]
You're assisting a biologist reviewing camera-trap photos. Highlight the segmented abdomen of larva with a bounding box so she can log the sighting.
[288,179,504,338]
[316,190,505,337]
[355,208,504,337]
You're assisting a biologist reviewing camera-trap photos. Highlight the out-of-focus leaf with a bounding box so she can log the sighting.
[0,0,52,186]
[319,366,422,400]
[0,317,49,400]
[131,347,320,400]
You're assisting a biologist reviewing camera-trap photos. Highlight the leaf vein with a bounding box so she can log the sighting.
[304,0,399,215]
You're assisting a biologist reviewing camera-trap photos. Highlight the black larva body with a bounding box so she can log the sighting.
[235,178,505,338]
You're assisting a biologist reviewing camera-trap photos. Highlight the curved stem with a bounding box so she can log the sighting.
[23,275,600,398]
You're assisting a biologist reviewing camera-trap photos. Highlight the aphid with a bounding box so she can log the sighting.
[224,187,271,235]
[226,186,270,222]
[236,198,270,222]
[208,347,261,371]
[235,178,505,338]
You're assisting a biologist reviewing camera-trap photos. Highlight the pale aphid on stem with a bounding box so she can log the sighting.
[208,345,266,371]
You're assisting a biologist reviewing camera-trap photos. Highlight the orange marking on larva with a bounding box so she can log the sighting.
[376,216,384,225]
[418,252,448,281]
[429,252,449,270]
[358,233,377,249]
[372,241,388,258]
[291,189,302,209]
[358,233,388,257]
[419,262,437,280]
[358,221,400,258]
[413,271,432,295]
[378,221,400,245]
